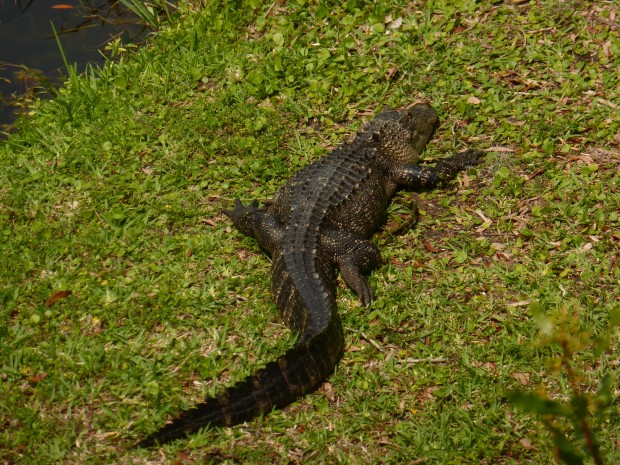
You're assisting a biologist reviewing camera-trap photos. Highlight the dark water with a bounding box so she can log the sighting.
[0,0,148,131]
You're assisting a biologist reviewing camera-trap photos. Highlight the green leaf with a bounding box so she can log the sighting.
[453,250,468,264]
[609,305,620,326]
[593,334,610,358]
[548,424,585,465]
[496,166,510,178]
[508,391,570,417]
[343,36,356,49]
[542,139,555,155]
[569,395,588,419]
[272,32,285,47]
[315,3,329,19]
[594,373,615,411]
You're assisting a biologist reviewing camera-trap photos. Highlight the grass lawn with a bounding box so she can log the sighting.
[1,1,619,463]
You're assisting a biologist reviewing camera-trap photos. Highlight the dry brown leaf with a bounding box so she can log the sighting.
[28,372,47,384]
[462,172,470,187]
[508,299,532,307]
[423,241,439,253]
[346,344,363,352]
[597,98,620,110]
[387,16,403,30]
[386,66,398,79]
[45,290,72,307]
[512,372,530,386]
[486,146,515,153]
[527,168,545,180]
[520,437,536,449]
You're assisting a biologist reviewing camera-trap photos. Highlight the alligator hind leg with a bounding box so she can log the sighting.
[384,197,419,239]
[223,199,284,255]
[321,229,382,306]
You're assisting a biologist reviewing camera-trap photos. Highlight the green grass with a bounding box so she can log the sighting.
[1,0,619,463]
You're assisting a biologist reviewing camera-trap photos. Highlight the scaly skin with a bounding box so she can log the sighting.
[137,103,482,447]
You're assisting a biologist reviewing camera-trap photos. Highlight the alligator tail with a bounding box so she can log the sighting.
[137,315,343,447]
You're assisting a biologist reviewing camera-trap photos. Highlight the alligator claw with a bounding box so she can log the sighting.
[359,281,374,307]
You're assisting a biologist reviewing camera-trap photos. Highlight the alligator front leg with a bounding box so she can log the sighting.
[320,229,382,306]
[223,199,283,255]
[392,149,484,189]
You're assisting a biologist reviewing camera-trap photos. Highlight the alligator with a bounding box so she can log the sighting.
[138,103,482,447]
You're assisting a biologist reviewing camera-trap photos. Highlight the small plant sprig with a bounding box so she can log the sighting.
[510,301,619,465]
